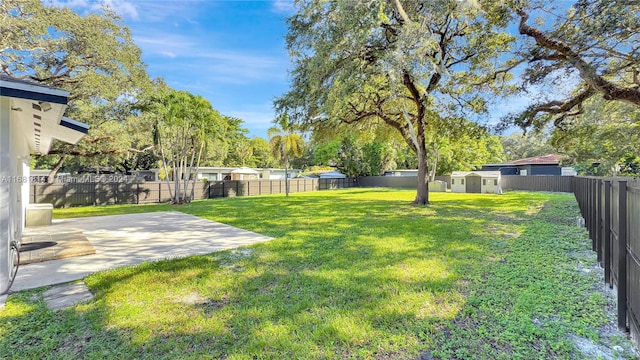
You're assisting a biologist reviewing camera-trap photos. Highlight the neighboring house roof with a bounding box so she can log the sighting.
[1,75,89,155]
[319,171,347,178]
[230,167,260,174]
[451,171,501,177]
[510,154,566,165]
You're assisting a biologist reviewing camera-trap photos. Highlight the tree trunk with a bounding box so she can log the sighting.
[47,155,67,183]
[414,146,429,205]
[284,155,289,197]
[190,140,205,201]
[157,134,173,203]
[429,144,439,182]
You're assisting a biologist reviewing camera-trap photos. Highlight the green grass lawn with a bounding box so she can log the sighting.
[1,189,637,359]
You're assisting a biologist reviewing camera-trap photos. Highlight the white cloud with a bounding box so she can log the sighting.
[43,0,138,19]
[134,34,196,54]
[44,0,90,9]
[159,51,177,59]
[135,31,287,84]
[223,108,276,138]
[271,0,295,14]
[99,0,139,19]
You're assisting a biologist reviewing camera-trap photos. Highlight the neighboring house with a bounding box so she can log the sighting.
[230,167,259,180]
[383,169,418,177]
[192,167,239,181]
[153,167,301,182]
[1,75,89,292]
[258,168,301,180]
[481,154,575,176]
[451,171,502,194]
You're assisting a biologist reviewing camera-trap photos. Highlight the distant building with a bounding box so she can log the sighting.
[152,167,301,182]
[230,167,260,180]
[481,154,574,176]
[383,169,419,177]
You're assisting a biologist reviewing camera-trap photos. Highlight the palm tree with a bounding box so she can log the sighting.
[268,115,304,197]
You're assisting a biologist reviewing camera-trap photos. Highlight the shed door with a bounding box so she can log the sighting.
[466,175,481,193]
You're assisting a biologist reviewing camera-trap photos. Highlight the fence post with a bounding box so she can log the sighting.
[136,183,140,205]
[617,180,628,332]
[604,180,612,286]
[32,184,36,203]
[158,182,161,203]
[596,179,603,264]
[222,181,225,198]
[590,178,596,251]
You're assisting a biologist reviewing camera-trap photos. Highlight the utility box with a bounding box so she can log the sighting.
[26,203,54,227]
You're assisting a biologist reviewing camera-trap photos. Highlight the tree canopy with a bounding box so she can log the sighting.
[550,98,640,176]
[144,87,225,203]
[1,0,152,176]
[276,0,514,203]
[504,0,640,129]
[269,115,305,196]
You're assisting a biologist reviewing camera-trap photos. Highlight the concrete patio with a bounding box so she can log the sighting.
[12,211,273,291]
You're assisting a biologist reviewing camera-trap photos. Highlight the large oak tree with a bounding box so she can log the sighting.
[1,0,150,177]
[275,0,513,204]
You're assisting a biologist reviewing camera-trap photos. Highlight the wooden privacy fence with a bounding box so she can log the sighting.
[573,176,640,347]
[30,178,356,207]
[356,175,451,188]
[501,175,573,192]
[29,175,578,207]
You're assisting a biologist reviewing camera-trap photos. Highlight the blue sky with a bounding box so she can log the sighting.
[44,0,566,138]
[48,0,295,139]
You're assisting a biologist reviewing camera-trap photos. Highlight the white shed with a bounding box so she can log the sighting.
[450,171,502,194]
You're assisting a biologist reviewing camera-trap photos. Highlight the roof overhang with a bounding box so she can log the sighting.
[1,76,89,155]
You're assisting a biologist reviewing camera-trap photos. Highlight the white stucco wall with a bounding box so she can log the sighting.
[1,97,33,291]
[0,96,23,290]
[0,96,11,290]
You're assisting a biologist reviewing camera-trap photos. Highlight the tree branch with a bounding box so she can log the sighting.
[520,85,596,128]
[517,9,640,106]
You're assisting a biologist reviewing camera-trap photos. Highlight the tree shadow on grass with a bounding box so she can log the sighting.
[1,190,557,359]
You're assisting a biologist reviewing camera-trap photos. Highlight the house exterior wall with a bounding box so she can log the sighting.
[480,165,518,175]
[262,169,300,180]
[481,164,563,176]
[0,96,12,290]
[1,97,30,291]
[197,171,223,181]
[528,165,562,175]
[231,173,259,180]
